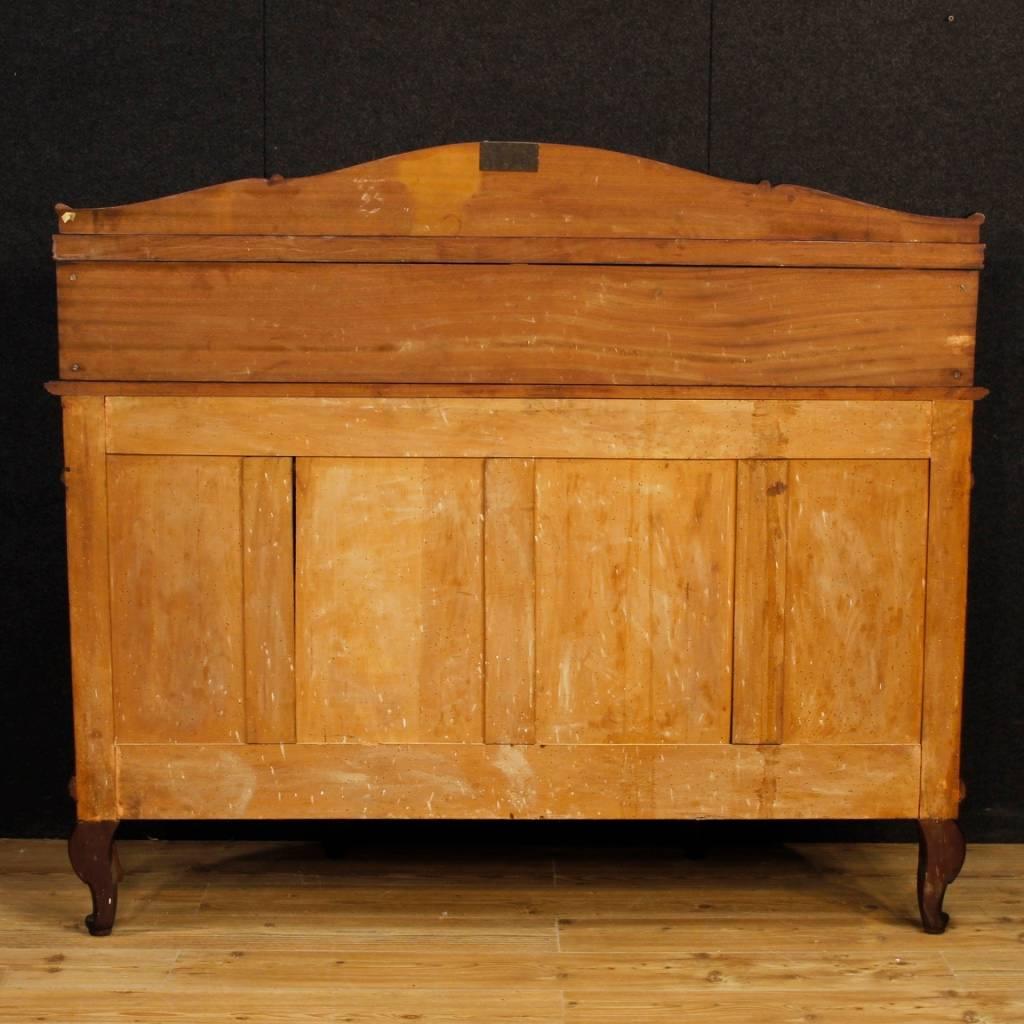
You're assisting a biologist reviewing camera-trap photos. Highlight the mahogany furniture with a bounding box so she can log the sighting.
[50,142,983,936]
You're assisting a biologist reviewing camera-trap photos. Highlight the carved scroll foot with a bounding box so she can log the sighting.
[917,819,965,934]
[68,820,120,936]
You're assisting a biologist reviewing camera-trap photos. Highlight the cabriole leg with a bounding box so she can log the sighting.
[917,819,965,934]
[68,820,120,936]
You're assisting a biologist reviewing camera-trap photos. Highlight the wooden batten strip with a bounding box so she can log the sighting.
[920,402,974,818]
[104,397,934,460]
[45,381,991,401]
[483,459,537,744]
[115,742,922,821]
[242,458,296,743]
[52,234,985,270]
[733,461,789,744]
[61,396,117,819]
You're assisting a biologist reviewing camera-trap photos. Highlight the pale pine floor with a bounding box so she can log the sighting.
[0,838,1022,1022]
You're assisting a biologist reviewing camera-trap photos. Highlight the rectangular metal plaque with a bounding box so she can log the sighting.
[479,141,539,172]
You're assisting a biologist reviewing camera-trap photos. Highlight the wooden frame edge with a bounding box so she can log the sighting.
[62,396,117,819]
[919,401,974,818]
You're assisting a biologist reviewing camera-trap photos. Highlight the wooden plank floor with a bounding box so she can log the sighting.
[0,839,1021,1022]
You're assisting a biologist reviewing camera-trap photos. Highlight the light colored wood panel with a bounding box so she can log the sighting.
[535,461,734,744]
[56,141,981,242]
[7,839,1024,1021]
[4,922,555,954]
[106,456,245,744]
[560,989,1020,1023]
[58,263,976,386]
[0,948,180,991]
[789,841,1020,880]
[947,972,1024,993]
[295,458,483,744]
[52,232,986,268]
[732,460,788,744]
[782,460,929,744]
[179,877,964,919]
[944,948,1024,973]
[104,397,934,460]
[242,458,295,743]
[60,397,116,819]
[47,380,990,400]
[556,913,1015,954]
[649,462,736,744]
[535,462,648,745]
[484,459,536,744]
[158,948,955,993]
[920,401,974,818]
[115,743,921,820]
[0,989,562,1023]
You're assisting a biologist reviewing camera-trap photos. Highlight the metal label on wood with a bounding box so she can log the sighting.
[479,140,539,172]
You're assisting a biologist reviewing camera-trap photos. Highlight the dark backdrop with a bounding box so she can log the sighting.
[2,2,1021,842]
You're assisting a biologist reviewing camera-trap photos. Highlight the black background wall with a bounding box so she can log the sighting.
[2,2,1021,842]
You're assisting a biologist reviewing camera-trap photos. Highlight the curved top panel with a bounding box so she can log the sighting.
[56,142,982,243]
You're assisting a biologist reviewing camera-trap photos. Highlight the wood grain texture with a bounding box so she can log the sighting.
[104,397,934,460]
[535,461,735,744]
[47,380,989,401]
[920,402,974,818]
[782,460,930,745]
[115,743,922,820]
[138,948,961,994]
[52,232,986,269]
[106,456,246,744]
[60,397,116,820]
[295,458,484,744]
[55,142,981,242]
[57,263,977,386]
[6,838,1024,1020]
[732,460,788,744]
[242,458,295,744]
[484,460,536,744]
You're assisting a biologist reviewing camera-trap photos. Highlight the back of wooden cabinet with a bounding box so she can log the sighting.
[99,397,935,822]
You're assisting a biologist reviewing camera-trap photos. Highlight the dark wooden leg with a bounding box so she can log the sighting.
[917,819,965,934]
[68,820,120,936]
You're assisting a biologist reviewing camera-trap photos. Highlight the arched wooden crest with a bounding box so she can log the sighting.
[53,141,983,386]
[56,141,981,243]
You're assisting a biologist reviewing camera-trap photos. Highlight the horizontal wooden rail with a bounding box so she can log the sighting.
[116,742,922,820]
[103,396,934,459]
[53,234,985,269]
[46,381,989,401]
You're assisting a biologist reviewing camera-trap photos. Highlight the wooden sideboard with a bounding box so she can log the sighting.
[50,142,983,936]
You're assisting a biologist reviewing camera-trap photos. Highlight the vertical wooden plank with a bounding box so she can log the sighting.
[418,461,484,742]
[242,458,295,743]
[483,459,536,744]
[733,460,788,744]
[107,456,246,744]
[535,460,734,744]
[648,460,736,743]
[783,460,929,744]
[920,402,974,818]
[535,461,649,744]
[296,458,483,744]
[62,397,116,820]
